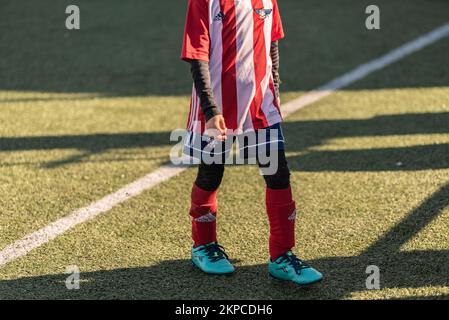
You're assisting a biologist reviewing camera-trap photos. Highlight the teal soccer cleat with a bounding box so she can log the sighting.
[191,242,235,275]
[269,251,323,286]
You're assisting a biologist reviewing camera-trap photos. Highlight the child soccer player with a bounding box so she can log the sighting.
[181,0,323,285]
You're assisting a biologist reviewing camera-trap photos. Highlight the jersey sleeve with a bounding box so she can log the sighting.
[271,0,285,42]
[181,0,210,62]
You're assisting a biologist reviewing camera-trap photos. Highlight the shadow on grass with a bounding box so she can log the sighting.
[1,1,448,97]
[284,112,449,149]
[283,111,449,172]
[1,181,448,299]
[0,132,172,168]
[0,251,447,299]
[288,143,449,172]
[1,112,448,170]
[0,132,170,152]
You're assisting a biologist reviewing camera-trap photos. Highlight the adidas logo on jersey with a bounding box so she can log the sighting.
[254,8,272,19]
[214,11,225,21]
[194,212,216,223]
[288,209,297,221]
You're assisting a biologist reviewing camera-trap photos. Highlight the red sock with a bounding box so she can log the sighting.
[190,184,218,246]
[266,186,296,260]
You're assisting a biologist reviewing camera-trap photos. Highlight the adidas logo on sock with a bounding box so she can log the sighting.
[288,209,297,221]
[195,212,216,222]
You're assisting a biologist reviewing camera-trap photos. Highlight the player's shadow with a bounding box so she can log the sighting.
[283,111,449,172]
[1,180,448,299]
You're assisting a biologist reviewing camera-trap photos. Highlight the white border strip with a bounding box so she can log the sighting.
[1,23,449,267]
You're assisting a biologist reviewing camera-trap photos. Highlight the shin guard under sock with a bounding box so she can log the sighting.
[266,186,296,260]
[190,183,218,246]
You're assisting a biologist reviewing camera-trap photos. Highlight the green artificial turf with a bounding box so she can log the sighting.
[0,0,448,299]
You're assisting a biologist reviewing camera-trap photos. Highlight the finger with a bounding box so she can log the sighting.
[219,118,227,133]
[216,134,227,141]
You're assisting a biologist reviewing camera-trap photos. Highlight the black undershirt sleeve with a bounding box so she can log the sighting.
[189,41,280,122]
[270,41,281,99]
[189,59,220,122]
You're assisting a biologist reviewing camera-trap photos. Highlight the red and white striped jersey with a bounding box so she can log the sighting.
[182,0,285,133]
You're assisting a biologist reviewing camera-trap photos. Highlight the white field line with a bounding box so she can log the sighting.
[0,164,186,266]
[1,23,449,268]
[282,22,449,117]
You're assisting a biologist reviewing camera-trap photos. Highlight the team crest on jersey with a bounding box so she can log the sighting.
[254,8,272,19]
